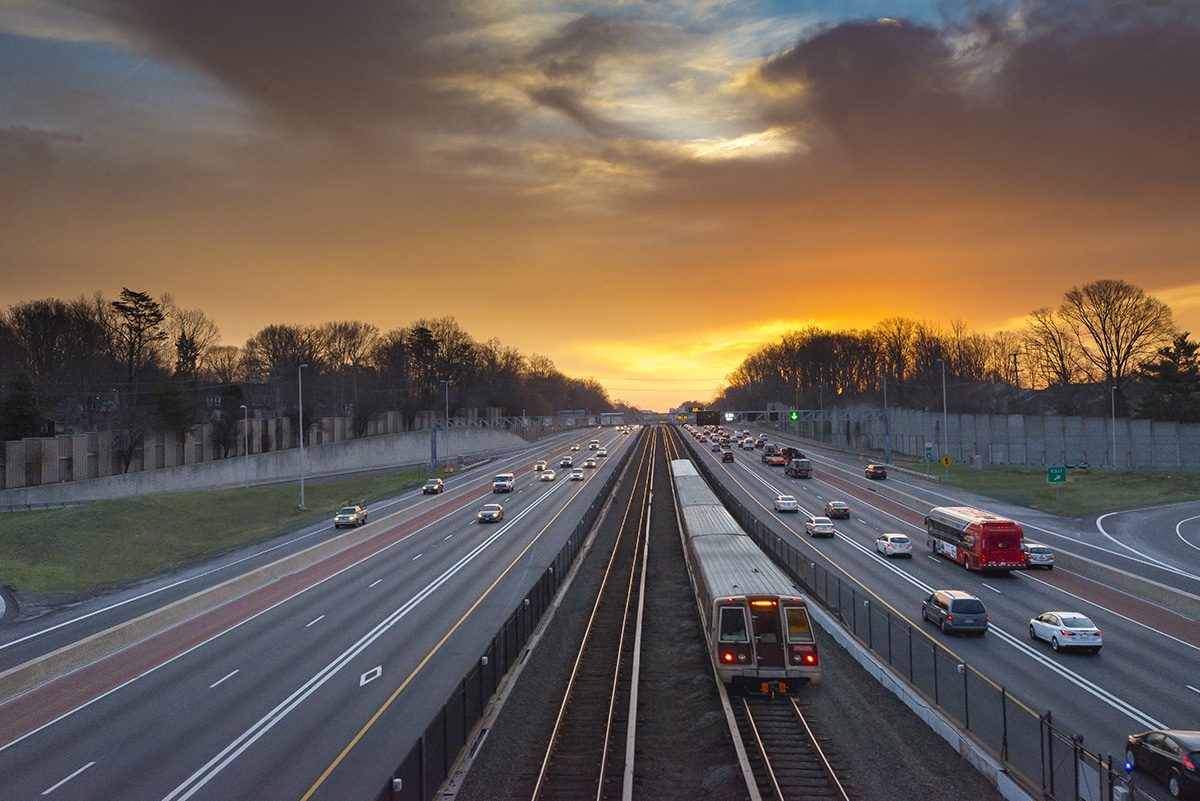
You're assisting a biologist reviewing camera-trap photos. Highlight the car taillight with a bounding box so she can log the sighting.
[1059,629,1075,637]
[1182,754,1195,771]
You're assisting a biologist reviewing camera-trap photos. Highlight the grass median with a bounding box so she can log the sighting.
[905,462,1200,517]
[0,469,432,594]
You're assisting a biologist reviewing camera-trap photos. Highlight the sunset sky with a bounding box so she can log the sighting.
[2,0,1198,411]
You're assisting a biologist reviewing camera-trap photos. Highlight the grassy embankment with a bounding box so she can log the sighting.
[907,460,1200,517]
[0,469,430,594]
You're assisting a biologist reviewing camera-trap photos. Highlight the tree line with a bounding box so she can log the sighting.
[0,289,619,464]
[711,279,1200,422]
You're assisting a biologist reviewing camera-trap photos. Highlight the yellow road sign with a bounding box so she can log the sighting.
[939,455,953,467]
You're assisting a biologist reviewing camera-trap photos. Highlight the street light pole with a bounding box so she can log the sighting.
[1111,385,1118,469]
[298,363,308,510]
[937,358,948,477]
[240,404,249,489]
[440,379,453,470]
[882,371,891,466]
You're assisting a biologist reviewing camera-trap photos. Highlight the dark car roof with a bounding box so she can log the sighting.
[1146,730,1200,749]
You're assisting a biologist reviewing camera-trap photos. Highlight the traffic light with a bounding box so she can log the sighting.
[790,410,799,421]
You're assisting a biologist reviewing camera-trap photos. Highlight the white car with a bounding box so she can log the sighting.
[741,439,755,450]
[773,494,800,512]
[569,467,585,481]
[875,533,914,558]
[540,469,556,482]
[1028,611,1103,653]
[596,447,608,457]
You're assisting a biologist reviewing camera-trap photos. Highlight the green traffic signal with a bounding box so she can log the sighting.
[790,410,799,421]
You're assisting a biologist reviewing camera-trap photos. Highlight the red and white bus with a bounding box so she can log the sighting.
[924,506,1025,571]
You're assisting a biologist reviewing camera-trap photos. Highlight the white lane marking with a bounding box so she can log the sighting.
[306,615,325,628]
[159,483,563,801]
[444,534,454,540]
[369,579,382,588]
[209,670,239,689]
[42,761,95,795]
[1093,511,1200,581]
[1016,572,1200,654]
[1188,685,1200,695]
[988,624,1163,730]
[1177,515,1200,554]
[981,583,1002,594]
[412,553,423,561]
[360,666,382,686]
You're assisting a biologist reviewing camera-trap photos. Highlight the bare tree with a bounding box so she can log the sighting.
[1058,279,1175,413]
[319,321,379,417]
[1023,307,1087,391]
[165,307,222,382]
[205,345,244,385]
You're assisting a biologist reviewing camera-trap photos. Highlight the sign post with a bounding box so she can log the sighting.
[1047,465,1067,500]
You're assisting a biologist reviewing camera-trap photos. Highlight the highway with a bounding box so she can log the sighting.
[0,429,637,801]
[685,426,1200,800]
[3,422,1198,801]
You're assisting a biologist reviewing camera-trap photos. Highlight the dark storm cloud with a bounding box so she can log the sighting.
[70,0,507,135]
[528,15,633,80]
[524,15,671,140]
[756,0,1200,197]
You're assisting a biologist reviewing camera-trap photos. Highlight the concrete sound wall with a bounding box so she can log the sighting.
[801,406,1200,470]
[0,427,528,507]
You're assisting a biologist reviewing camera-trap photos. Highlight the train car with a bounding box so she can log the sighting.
[671,459,821,694]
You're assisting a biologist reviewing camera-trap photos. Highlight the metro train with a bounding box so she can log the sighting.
[670,458,822,694]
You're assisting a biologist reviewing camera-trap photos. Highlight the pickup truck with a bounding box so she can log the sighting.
[766,453,788,466]
[785,458,812,478]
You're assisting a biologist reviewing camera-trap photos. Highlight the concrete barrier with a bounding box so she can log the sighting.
[1051,550,1200,620]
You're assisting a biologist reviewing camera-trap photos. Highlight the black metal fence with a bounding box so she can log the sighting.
[376,436,638,801]
[684,439,1155,801]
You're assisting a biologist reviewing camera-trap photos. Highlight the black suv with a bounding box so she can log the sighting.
[865,464,887,480]
[921,590,989,636]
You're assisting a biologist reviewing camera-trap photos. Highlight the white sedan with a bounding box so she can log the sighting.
[1028,611,1103,653]
[540,469,557,482]
[773,495,800,512]
[569,467,585,481]
[875,533,914,558]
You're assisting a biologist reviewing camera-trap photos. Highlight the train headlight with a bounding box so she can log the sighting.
[738,653,748,663]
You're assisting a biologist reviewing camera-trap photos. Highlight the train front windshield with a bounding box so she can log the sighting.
[785,606,814,643]
[718,607,749,642]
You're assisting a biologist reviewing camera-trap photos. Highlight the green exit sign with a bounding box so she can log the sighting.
[1047,466,1067,483]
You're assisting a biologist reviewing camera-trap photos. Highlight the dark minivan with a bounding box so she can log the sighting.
[921,590,989,636]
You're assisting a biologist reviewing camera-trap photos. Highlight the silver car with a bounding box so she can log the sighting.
[876,533,913,558]
[1022,542,1055,570]
[804,516,835,538]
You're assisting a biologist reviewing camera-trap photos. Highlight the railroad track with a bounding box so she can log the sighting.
[730,693,855,801]
[526,428,658,800]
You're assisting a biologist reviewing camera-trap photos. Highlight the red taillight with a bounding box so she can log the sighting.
[722,652,735,663]
[1182,754,1195,771]
[1060,629,1075,637]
